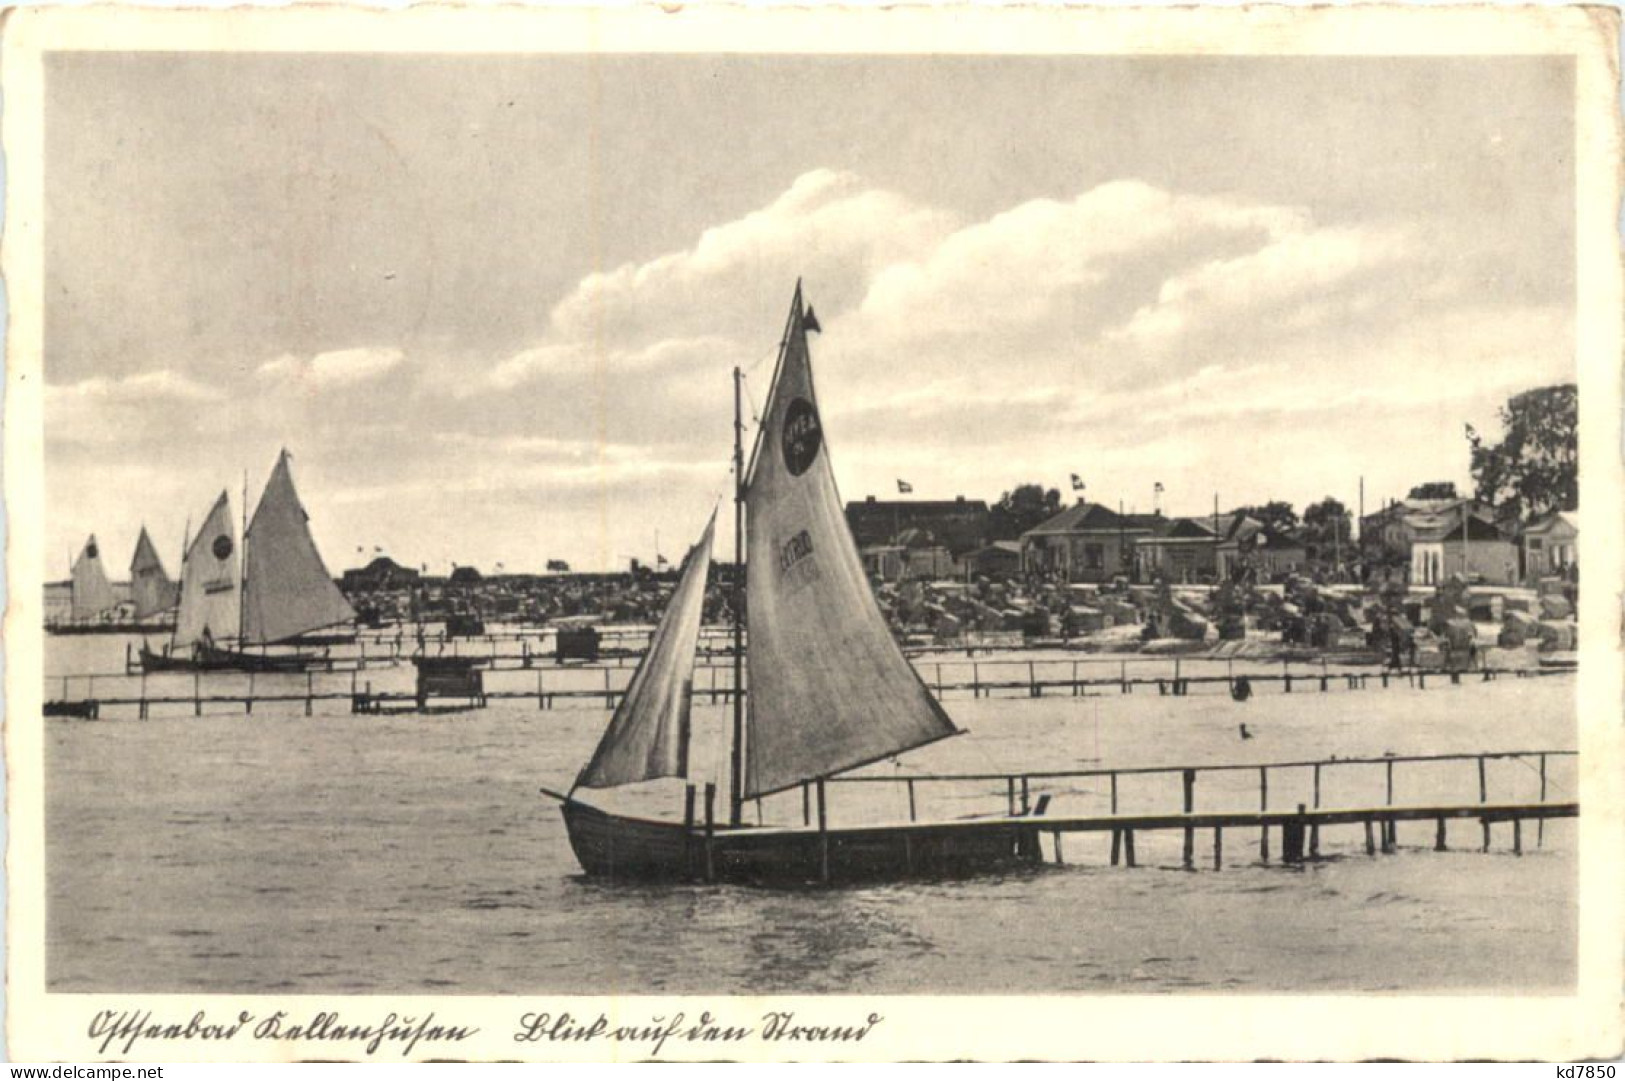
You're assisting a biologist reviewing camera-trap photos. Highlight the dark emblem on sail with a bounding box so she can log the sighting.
[212,534,234,561]
[782,397,822,477]
[780,529,814,573]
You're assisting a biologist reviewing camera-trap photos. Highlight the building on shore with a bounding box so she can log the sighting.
[1519,510,1579,583]
[340,556,423,592]
[1020,501,1161,583]
[847,495,990,582]
[1409,515,1518,585]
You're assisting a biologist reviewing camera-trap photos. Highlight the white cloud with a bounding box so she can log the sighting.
[46,368,222,404]
[257,346,405,387]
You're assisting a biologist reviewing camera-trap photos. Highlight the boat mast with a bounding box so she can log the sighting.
[240,469,249,647]
[730,365,746,827]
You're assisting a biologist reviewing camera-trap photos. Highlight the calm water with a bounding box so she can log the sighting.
[45,635,1576,993]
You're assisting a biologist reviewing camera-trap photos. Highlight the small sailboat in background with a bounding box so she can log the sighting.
[68,535,118,624]
[544,285,1046,885]
[129,526,179,627]
[139,450,353,672]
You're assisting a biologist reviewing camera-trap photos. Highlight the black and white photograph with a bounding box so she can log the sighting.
[5,4,1621,1063]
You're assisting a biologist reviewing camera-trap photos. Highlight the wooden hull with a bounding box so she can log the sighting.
[558,798,1042,887]
[138,642,325,673]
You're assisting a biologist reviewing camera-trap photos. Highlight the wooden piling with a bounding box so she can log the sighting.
[1110,772,1119,815]
[193,672,201,717]
[907,778,917,822]
[817,778,830,885]
[703,783,716,883]
[1021,776,1031,816]
[1213,826,1223,870]
[802,781,811,827]
[1110,828,1121,866]
[1182,769,1196,869]
[1481,817,1491,852]
[1436,817,1447,851]
[1364,819,1376,856]
[1007,776,1017,817]
[1538,754,1547,847]
[1259,767,1270,862]
[1123,829,1136,867]
[683,785,696,876]
[304,671,314,716]
[1513,818,1522,856]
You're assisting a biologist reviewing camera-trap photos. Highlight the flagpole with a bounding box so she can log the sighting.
[730,365,746,828]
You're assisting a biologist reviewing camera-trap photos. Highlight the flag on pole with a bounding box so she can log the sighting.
[804,306,822,334]
[1070,473,1085,492]
[897,479,913,494]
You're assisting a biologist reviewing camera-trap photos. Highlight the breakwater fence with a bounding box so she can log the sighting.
[52,651,1575,721]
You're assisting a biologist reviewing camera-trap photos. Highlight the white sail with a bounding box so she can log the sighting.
[241,450,355,644]
[129,526,178,620]
[70,535,117,620]
[577,512,717,790]
[173,493,240,647]
[741,286,961,799]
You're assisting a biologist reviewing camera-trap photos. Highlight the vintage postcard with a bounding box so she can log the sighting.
[4,3,1621,1063]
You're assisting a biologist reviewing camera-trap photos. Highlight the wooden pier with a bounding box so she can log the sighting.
[808,748,1577,869]
[53,655,1574,721]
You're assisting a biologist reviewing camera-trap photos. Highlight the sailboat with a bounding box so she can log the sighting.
[543,285,1046,885]
[68,534,118,625]
[139,450,354,672]
[129,526,179,627]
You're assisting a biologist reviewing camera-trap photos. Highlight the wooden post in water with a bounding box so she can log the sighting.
[1124,829,1137,868]
[1007,777,1017,817]
[246,672,255,715]
[1283,805,1307,864]
[1021,776,1031,816]
[1513,818,1522,856]
[703,783,717,883]
[537,670,545,710]
[1120,659,1128,694]
[1385,759,1396,847]
[907,779,917,823]
[1110,772,1119,815]
[604,667,614,709]
[139,672,149,721]
[1259,767,1270,862]
[1538,754,1548,847]
[1364,819,1376,856]
[817,778,830,885]
[802,782,810,827]
[1478,755,1491,851]
[1435,817,1448,851]
[683,785,697,877]
[1182,769,1196,870]
[1110,829,1121,866]
[304,670,314,716]
[1213,826,1223,870]
[1310,762,1322,857]
[193,671,201,717]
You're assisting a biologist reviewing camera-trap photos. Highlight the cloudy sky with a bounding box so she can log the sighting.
[44,53,1574,575]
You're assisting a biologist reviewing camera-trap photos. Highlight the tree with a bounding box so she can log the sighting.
[1230,500,1298,538]
[1302,497,1352,560]
[988,483,1062,540]
[1407,481,1459,500]
[1469,384,1578,526]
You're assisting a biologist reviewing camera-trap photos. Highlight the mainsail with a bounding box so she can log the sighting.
[741,287,961,799]
[577,512,717,790]
[173,493,240,647]
[129,526,178,620]
[70,535,117,620]
[241,450,356,645]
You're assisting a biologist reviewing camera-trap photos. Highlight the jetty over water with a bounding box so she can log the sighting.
[624,748,1577,885]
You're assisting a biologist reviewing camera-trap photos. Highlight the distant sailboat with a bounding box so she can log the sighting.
[129,526,179,624]
[545,285,1044,885]
[69,535,118,622]
[240,449,356,647]
[140,450,353,672]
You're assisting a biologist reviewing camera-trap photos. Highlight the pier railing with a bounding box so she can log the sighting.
[808,748,1577,865]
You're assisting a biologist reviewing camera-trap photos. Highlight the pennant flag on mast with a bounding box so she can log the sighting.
[1071,473,1086,492]
[897,479,913,494]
